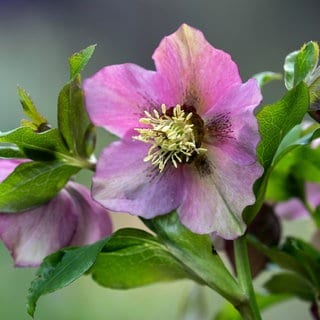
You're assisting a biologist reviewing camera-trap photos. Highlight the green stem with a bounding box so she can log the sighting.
[234,235,262,320]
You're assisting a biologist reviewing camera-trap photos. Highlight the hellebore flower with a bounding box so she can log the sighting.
[84,24,263,239]
[0,159,112,267]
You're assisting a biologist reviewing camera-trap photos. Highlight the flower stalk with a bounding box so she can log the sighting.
[234,235,262,320]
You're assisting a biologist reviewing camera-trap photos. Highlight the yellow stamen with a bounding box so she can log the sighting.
[133,104,207,172]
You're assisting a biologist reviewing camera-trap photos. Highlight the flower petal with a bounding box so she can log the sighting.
[83,63,168,138]
[178,145,262,239]
[66,182,112,245]
[0,189,77,267]
[203,79,262,166]
[92,140,184,218]
[275,198,309,220]
[153,24,242,114]
[0,159,27,182]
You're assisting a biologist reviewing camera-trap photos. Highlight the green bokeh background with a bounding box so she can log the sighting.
[0,0,319,318]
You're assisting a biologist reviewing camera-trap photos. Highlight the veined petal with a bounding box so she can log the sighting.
[153,24,242,114]
[66,182,112,245]
[92,140,184,218]
[83,63,168,138]
[203,79,262,165]
[179,146,262,239]
[0,189,77,267]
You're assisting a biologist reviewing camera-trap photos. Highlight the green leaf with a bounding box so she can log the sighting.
[0,145,26,158]
[284,41,319,90]
[214,294,289,320]
[58,75,95,158]
[0,161,79,212]
[264,272,314,301]
[27,237,108,317]
[17,86,48,129]
[144,212,245,305]
[256,82,309,169]
[244,83,309,222]
[0,127,69,161]
[69,45,96,81]
[90,228,191,289]
[252,71,282,88]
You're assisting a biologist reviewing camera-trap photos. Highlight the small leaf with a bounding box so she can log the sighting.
[284,41,319,90]
[58,76,95,158]
[252,71,282,88]
[27,237,108,317]
[0,161,79,212]
[0,127,69,161]
[0,145,26,158]
[91,228,190,289]
[69,45,96,81]
[17,86,48,129]
[265,272,314,301]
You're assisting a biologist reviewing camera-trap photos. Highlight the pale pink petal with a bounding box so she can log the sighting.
[178,145,262,239]
[0,189,77,267]
[66,182,112,245]
[306,182,320,208]
[153,24,242,114]
[92,140,184,218]
[0,159,27,182]
[203,79,262,166]
[83,63,170,138]
[275,198,309,220]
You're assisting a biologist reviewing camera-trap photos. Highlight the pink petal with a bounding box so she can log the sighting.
[274,198,309,220]
[83,63,169,138]
[178,145,262,239]
[0,189,77,267]
[0,159,27,182]
[152,24,242,115]
[92,140,184,218]
[203,79,262,165]
[66,182,112,245]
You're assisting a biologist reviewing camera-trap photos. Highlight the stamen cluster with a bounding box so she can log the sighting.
[134,104,207,171]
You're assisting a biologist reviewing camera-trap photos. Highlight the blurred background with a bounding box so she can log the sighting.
[0,0,319,319]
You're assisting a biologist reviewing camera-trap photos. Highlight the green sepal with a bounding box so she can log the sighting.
[0,160,79,212]
[0,145,26,159]
[90,228,193,289]
[252,71,282,88]
[0,127,69,161]
[143,212,245,306]
[27,237,108,318]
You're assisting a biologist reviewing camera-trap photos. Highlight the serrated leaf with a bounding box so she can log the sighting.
[17,86,48,128]
[253,71,282,88]
[0,161,79,212]
[264,272,314,301]
[27,237,108,317]
[0,127,69,161]
[91,228,191,289]
[257,82,309,169]
[144,212,244,305]
[69,45,96,81]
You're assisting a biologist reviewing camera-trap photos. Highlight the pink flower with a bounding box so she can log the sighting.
[83,24,263,239]
[0,159,112,267]
[275,183,320,220]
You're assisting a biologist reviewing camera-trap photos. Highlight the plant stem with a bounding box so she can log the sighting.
[234,235,262,320]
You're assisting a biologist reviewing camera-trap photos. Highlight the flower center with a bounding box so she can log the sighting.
[134,104,207,172]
